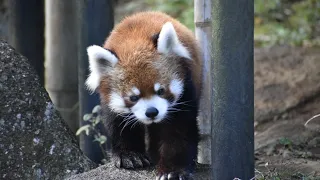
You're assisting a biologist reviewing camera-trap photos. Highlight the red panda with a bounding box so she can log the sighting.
[86,12,203,180]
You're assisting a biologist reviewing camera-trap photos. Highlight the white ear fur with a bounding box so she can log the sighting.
[85,45,118,93]
[157,22,191,59]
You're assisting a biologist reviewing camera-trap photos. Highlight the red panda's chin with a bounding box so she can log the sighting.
[135,116,166,125]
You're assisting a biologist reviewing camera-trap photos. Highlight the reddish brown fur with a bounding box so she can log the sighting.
[97,12,203,177]
[100,11,202,100]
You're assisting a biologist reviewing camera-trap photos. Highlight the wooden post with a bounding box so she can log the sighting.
[8,0,45,86]
[194,0,212,165]
[77,0,114,164]
[45,0,80,134]
[211,0,254,179]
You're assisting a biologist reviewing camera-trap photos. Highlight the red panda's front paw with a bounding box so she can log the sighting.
[156,171,194,180]
[113,151,151,169]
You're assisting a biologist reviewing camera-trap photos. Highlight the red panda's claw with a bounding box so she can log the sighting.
[140,154,151,167]
[156,171,194,180]
[113,151,151,169]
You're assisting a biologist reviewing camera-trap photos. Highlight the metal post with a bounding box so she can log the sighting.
[8,0,45,86]
[78,0,114,164]
[211,0,254,179]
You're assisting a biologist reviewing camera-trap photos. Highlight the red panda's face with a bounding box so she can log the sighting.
[85,22,191,125]
[106,71,184,124]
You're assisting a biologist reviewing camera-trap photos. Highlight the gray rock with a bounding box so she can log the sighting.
[308,137,320,147]
[0,40,96,180]
[67,161,211,180]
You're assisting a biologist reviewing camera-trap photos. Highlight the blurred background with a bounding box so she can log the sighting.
[0,0,319,179]
[2,0,320,47]
[118,0,320,47]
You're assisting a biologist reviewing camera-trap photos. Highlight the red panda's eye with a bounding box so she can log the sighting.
[156,88,165,96]
[129,95,140,102]
[151,33,160,48]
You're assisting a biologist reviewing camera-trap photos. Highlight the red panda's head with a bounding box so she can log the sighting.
[85,22,192,125]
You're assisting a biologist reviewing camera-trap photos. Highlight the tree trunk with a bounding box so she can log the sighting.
[194,0,212,165]
[211,0,254,179]
[8,0,45,86]
[77,0,114,164]
[45,0,80,133]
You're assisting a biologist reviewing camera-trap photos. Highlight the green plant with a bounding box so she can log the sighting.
[145,0,194,31]
[146,0,320,47]
[254,0,320,47]
[278,137,293,150]
[76,105,108,164]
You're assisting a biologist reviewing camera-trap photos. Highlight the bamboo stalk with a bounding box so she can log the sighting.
[194,0,212,164]
[45,0,79,133]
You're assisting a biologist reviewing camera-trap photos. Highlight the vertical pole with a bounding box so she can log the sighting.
[8,0,45,86]
[194,0,212,164]
[211,0,254,179]
[45,0,80,134]
[78,0,114,164]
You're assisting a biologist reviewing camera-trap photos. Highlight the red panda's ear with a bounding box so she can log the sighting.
[85,45,118,93]
[157,22,191,60]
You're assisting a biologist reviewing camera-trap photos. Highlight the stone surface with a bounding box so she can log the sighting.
[0,40,96,180]
[67,162,211,180]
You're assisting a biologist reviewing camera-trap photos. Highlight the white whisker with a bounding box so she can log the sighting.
[167,107,189,112]
[130,120,140,130]
[120,118,136,136]
[171,100,194,107]
[118,113,134,127]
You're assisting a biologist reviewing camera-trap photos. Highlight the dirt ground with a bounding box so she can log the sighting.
[253,46,320,179]
[113,2,320,179]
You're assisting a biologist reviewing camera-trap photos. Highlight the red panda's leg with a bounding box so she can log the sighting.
[105,113,151,169]
[157,134,196,179]
[148,123,198,180]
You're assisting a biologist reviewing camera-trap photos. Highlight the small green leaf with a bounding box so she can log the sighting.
[92,105,101,114]
[93,116,101,126]
[76,125,91,136]
[279,137,292,146]
[94,135,107,144]
[83,114,92,121]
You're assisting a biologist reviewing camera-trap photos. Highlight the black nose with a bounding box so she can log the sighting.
[145,107,159,118]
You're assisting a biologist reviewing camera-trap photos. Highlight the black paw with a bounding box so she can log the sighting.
[156,171,194,180]
[113,151,151,169]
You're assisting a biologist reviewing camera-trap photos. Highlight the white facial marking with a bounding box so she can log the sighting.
[108,92,129,113]
[157,22,191,59]
[169,79,184,100]
[131,87,140,96]
[131,96,169,125]
[85,45,118,93]
[154,83,161,92]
